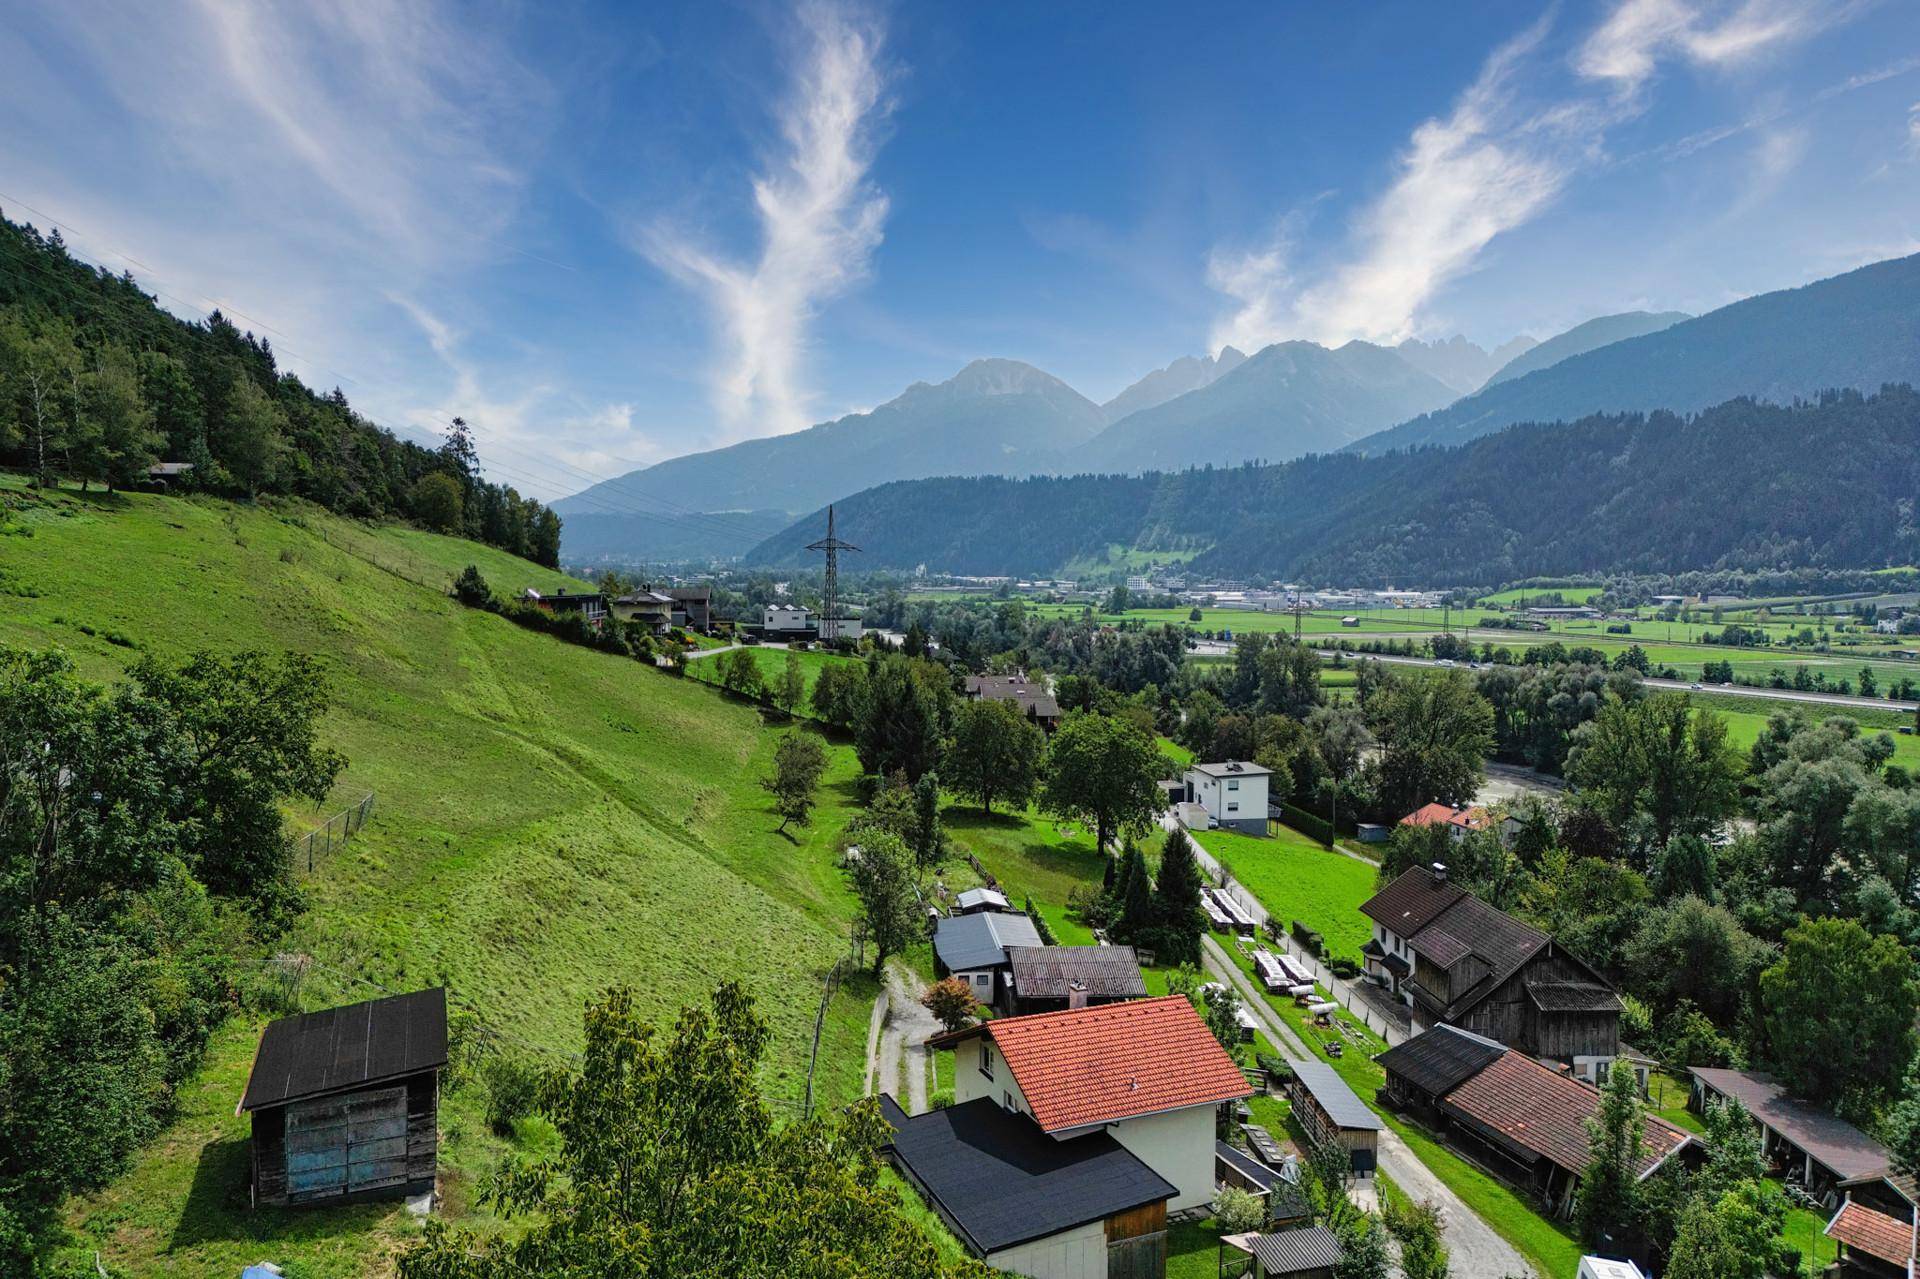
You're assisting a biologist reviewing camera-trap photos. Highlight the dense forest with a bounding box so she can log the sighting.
[0,213,561,564]
[748,386,1920,582]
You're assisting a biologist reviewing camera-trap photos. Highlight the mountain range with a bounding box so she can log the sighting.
[744,385,1920,583]
[561,250,1920,564]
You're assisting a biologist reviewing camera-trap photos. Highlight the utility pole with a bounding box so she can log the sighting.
[806,505,860,643]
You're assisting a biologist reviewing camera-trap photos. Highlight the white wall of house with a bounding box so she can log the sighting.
[951,1037,1033,1117]
[1105,1104,1217,1211]
[984,1219,1107,1279]
[1184,767,1269,834]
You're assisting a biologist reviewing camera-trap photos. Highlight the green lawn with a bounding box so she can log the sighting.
[1,478,880,1277]
[1190,826,1378,963]
[685,642,858,705]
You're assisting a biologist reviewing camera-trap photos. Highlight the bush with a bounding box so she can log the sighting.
[1328,957,1360,979]
[920,977,979,1033]
[453,564,494,608]
[930,1088,954,1110]
[1279,802,1335,844]
[1290,920,1324,957]
[481,1053,541,1136]
[1212,1185,1265,1233]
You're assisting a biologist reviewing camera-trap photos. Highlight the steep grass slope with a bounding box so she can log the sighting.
[0,477,875,1277]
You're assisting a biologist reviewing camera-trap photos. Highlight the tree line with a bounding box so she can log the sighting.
[0,214,561,565]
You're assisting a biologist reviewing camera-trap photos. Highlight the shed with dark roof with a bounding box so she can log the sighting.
[1240,1225,1345,1278]
[1285,1058,1381,1176]
[932,911,1044,1001]
[239,989,447,1208]
[1691,1068,1894,1205]
[1376,1024,1506,1116]
[880,1095,1174,1277]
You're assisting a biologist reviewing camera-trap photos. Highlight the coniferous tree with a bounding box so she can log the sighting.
[1151,829,1206,965]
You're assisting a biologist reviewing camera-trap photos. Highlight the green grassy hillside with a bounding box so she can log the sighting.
[0,477,875,1277]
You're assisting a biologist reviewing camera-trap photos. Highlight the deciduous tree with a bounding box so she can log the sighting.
[763,732,828,834]
[945,697,1044,814]
[1759,916,1919,1108]
[1040,713,1164,853]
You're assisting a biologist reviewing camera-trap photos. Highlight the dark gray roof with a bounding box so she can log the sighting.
[1525,982,1624,1013]
[934,912,1044,973]
[1360,866,1553,1020]
[1189,760,1272,778]
[881,1096,1175,1255]
[1287,1058,1383,1132]
[1250,1226,1344,1274]
[1691,1069,1890,1180]
[241,989,447,1111]
[1216,1140,1281,1191]
[1376,1024,1507,1097]
[1006,946,1148,1001]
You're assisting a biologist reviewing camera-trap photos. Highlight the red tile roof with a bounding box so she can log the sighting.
[1442,1051,1692,1180]
[970,995,1252,1133]
[1400,802,1460,828]
[1827,1200,1918,1267]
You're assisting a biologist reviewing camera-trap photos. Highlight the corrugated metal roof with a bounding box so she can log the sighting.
[1447,1052,1691,1179]
[1006,946,1148,1000]
[1287,1057,1383,1132]
[1376,1024,1506,1097]
[1250,1225,1344,1273]
[933,912,1043,973]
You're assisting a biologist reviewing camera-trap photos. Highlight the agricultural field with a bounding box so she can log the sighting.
[0,479,878,1277]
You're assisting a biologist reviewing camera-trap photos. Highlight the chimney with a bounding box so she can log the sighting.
[1068,979,1089,1011]
[1431,862,1448,884]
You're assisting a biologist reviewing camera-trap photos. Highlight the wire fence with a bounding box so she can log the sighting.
[293,791,376,873]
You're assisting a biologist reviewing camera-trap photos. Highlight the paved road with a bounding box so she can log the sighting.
[1203,938,1535,1279]
[1318,649,1919,713]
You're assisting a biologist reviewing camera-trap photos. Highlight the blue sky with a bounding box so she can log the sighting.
[1,1,1916,499]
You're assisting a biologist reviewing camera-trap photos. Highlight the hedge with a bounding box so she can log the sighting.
[1278,802,1336,845]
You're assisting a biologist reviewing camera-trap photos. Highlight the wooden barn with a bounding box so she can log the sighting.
[238,988,447,1209]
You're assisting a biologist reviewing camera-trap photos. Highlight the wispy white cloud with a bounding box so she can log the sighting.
[1209,0,1843,351]
[641,2,892,442]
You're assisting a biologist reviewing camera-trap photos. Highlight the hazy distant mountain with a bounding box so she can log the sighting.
[554,358,1103,523]
[1482,311,1690,387]
[1350,253,1920,455]
[1394,334,1536,394]
[1100,347,1248,422]
[557,508,792,565]
[1075,340,1459,473]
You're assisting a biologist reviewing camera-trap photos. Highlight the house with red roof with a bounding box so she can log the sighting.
[927,994,1253,1212]
[1826,1168,1917,1278]
[1399,802,1492,839]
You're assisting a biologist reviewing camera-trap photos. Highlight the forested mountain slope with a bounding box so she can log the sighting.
[1481,310,1690,387]
[0,212,562,563]
[748,386,1920,582]
[0,480,873,1277]
[1350,252,1920,454]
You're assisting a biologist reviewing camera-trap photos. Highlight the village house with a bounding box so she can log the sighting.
[1181,761,1271,836]
[1691,1068,1896,1207]
[1284,1057,1381,1177]
[963,672,1062,733]
[879,1093,1176,1279]
[1398,802,1492,842]
[610,589,674,632]
[1378,1025,1695,1220]
[1359,864,1624,1081]
[665,586,713,632]
[522,587,607,625]
[926,995,1254,1212]
[238,988,447,1209]
[953,886,1011,915]
[1004,945,1149,1015]
[1826,1169,1918,1278]
[932,910,1044,1010]
[762,602,813,635]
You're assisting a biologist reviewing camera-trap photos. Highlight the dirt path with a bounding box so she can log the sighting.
[864,962,938,1113]
[1202,937,1535,1279]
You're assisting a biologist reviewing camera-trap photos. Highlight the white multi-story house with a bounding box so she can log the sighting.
[1181,761,1270,836]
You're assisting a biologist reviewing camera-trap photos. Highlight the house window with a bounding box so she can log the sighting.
[1228,779,1239,791]
[1227,802,1239,813]
[1003,1092,1017,1114]
[980,1044,995,1081]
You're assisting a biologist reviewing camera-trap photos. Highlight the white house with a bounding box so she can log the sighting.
[763,602,812,633]
[1182,761,1270,836]
[929,994,1252,1212]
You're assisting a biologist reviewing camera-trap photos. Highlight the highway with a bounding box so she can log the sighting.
[1305,649,1920,714]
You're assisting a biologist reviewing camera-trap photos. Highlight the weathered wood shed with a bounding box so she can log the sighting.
[238,988,447,1208]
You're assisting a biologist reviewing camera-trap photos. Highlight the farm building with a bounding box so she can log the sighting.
[1690,1068,1894,1206]
[932,910,1044,1008]
[1359,863,1625,1081]
[1378,1027,1694,1219]
[1284,1058,1381,1177]
[963,672,1062,732]
[928,995,1252,1211]
[879,1094,1175,1279]
[1825,1170,1917,1278]
[1004,945,1148,1015]
[1181,761,1270,836]
[238,988,447,1209]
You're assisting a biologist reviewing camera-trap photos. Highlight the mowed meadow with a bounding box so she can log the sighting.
[0,477,876,1277]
